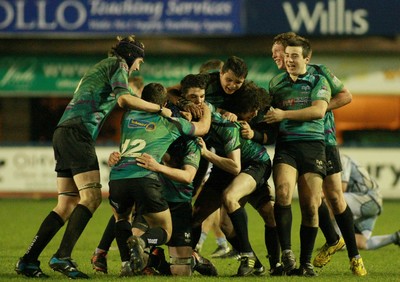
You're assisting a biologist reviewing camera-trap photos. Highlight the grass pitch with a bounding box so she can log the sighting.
[1,198,399,281]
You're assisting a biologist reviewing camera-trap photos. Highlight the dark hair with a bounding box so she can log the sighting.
[141,83,167,105]
[109,35,145,68]
[286,36,312,58]
[199,59,224,73]
[180,73,209,96]
[221,56,248,79]
[272,32,297,47]
[226,81,270,114]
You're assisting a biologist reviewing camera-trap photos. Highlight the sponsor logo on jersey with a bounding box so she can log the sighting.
[128,119,156,131]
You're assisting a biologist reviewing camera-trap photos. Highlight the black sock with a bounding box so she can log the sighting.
[228,207,252,253]
[318,201,339,245]
[335,205,359,258]
[265,225,280,267]
[274,204,292,251]
[55,204,92,258]
[141,227,168,248]
[299,225,318,265]
[226,235,241,251]
[98,215,116,252]
[191,225,202,249]
[23,211,64,262]
[115,220,132,262]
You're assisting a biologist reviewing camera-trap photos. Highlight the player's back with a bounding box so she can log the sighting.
[110,110,196,180]
[58,57,131,140]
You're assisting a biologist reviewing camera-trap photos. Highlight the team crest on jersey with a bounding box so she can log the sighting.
[128,119,156,131]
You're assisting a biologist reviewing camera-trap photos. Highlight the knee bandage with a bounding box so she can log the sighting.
[58,191,79,197]
[170,256,192,266]
[78,182,102,191]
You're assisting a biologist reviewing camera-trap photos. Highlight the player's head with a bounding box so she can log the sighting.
[226,81,270,122]
[285,36,312,76]
[220,56,247,95]
[271,32,297,70]
[141,82,167,106]
[199,59,224,73]
[180,73,209,106]
[110,35,145,72]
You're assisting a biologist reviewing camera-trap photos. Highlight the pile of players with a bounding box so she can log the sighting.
[15,33,400,279]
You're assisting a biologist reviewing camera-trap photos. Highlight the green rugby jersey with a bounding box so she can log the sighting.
[308,64,345,146]
[269,72,331,142]
[58,56,133,140]
[110,111,196,180]
[207,112,270,164]
[162,138,201,203]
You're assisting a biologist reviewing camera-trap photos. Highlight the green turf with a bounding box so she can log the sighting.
[1,198,399,281]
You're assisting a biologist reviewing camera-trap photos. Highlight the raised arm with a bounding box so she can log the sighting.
[117,94,172,117]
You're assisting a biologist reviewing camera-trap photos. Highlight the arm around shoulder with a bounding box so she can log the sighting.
[192,103,211,136]
[117,94,172,117]
[117,94,159,112]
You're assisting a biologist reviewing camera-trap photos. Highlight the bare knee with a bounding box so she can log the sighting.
[222,191,239,213]
[275,182,292,205]
[79,183,103,213]
[54,193,80,221]
[324,190,347,214]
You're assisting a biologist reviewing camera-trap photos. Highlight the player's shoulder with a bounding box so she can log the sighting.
[104,56,129,73]
[304,71,329,85]
[269,72,287,87]
[307,63,334,76]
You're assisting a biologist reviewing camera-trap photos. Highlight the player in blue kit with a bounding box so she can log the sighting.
[336,155,400,250]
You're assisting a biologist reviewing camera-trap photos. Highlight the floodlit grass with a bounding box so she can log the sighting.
[1,198,399,281]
